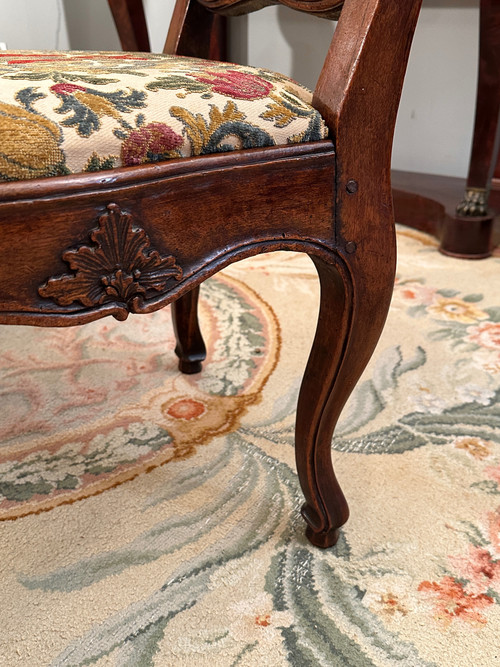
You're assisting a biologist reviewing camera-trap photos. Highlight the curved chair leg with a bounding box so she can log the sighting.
[171,286,207,374]
[295,252,394,548]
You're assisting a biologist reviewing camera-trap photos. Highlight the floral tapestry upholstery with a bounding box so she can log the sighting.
[0,51,329,182]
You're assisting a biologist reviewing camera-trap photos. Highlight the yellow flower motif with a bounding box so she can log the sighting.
[427,297,488,324]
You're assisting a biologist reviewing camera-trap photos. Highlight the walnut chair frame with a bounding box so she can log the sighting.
[0,0,422,548]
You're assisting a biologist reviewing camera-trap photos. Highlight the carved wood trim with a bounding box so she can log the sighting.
[197,0,343,18]
[38,203,182,319]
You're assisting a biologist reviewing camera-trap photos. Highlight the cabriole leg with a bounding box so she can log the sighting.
[171,286,206,374]
[296,252,394,548]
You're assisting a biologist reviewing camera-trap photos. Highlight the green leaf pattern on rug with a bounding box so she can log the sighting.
[23,438,292,665]
[197,280,266,396]
[0,422,171,503]
[333,388,500,455]
[20,434,437,667]
[266,547,435,667]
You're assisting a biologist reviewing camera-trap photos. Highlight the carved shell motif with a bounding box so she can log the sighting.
[39,203,182,316]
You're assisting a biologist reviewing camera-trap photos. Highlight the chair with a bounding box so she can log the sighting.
[0,0,422,547]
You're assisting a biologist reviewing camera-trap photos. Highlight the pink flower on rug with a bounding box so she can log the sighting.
[486,464,500,486]
[166,398,206,420]
[121,122,183,166]
[488,509,500,555]
[399,281,436,305]
[418,576,494,626]
[449,546,500,595]
[467,322,500,350]
[193,69,273,100]
[255,614,271,627]
[229,593,293,645]
[377,592,408,617]
[411,389,446,414]
[50,83,86,95]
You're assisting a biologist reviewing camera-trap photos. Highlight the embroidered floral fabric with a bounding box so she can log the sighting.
[0,51,328,182]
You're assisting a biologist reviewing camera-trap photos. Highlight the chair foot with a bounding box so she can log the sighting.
[171,286,206,375]
[303,506,340,548]
[175,354,204,375]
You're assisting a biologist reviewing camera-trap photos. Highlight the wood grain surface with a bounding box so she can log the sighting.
[0,0,423,547]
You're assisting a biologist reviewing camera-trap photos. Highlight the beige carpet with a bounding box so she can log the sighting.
[0,226,499,666]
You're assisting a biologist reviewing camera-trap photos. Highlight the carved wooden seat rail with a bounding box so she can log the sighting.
[0,0,422,547]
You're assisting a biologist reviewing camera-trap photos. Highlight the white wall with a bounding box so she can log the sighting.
[394,0,479,178]
[0,0,480,178]
[0,0,70,50]
[62,0,120,51]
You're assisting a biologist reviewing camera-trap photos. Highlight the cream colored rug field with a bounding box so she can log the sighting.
[0,227,499,666]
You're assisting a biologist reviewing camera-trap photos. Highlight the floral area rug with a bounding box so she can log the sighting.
[0,227,499,666]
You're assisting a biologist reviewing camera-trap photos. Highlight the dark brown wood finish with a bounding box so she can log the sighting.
[0,144,335,324]
[172,284,207,374]
[198,0,344,19]
[108,0,151,51]
[486,0,500,242]
[393,170,500,259]
[465,0,500,193]
[298,0,422,546]
[164,0,227,61]
[0,0,423,547]
[450,0,500,256]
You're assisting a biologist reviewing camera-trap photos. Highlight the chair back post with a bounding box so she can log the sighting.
[108,0,151,51]
[313,0,422,245]
[164,0,227,60]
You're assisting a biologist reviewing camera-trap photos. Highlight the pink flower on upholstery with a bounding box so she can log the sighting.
[50,83,86,95]
[467,322,500,350]
[193,69,273,100]
[121,122,183,166]
[418,576,493,626]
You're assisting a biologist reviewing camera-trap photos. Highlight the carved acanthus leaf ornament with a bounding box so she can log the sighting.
[39,204,182,315]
